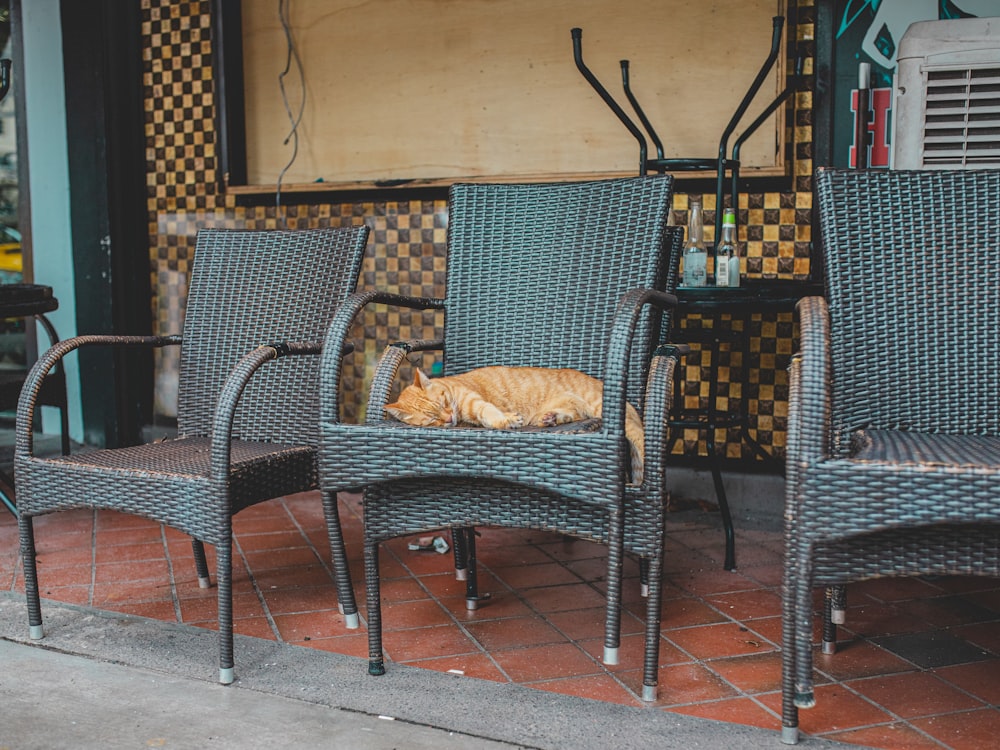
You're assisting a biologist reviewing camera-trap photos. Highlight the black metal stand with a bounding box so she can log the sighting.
[571,25,807,570]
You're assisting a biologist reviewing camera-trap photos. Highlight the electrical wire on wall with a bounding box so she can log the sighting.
[276,0,305,228]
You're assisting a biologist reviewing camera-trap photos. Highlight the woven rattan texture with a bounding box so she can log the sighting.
[17,226,369,682]
[140,0,817,461]
[781,168,1000,741]
[319,175,681,694]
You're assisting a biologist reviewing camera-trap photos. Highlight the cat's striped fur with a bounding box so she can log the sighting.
[385,366,644,483]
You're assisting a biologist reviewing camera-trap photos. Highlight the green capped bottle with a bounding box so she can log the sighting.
[714,208,740,288]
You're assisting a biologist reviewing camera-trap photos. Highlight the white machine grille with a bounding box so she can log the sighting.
[922,65,1000,166]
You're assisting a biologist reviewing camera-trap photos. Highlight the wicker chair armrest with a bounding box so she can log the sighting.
[16,334,181,457]
[788,295,832,467]
[320,291,445,424]
[364,339,445,423]
[600,287,678,438]
[640,344,689,490]
[208,340,340,480]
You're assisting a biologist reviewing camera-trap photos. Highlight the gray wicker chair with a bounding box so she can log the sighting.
[16,226,369,684]
[781,168,1000,744]
[318,175,684,701]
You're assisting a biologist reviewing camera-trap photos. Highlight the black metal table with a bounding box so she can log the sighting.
[669,279,824,570]
[0,284,62,516]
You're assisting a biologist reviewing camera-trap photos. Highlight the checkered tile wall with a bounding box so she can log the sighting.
[141,0,817,463]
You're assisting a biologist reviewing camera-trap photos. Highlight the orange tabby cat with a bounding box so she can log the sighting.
[384,366,645,483]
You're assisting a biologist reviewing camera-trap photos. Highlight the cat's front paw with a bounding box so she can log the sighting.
[495,412,524,429]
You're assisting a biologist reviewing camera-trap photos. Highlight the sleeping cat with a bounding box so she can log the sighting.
[384,366,645,483]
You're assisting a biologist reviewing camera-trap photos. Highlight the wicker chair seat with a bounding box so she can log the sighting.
[16,438,316,544]
[323,417,619,504]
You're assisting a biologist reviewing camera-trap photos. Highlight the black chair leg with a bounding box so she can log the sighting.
[641,553,663,702]
[192,538,211,588]
[217,537,234,684]
[19,514,43,639]
[365,538,386,676]
[452,527,469,581]
[321,490,360,628]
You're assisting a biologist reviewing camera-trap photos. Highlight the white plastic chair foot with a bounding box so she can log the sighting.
[831,607,846,625]
[781,726,799,745]
[455,568,467,581]
[344,612,360,629]
[465,598,479,611]
[640,582,649,598]
[29,624,43,640]
[219,667,235,685]
[198,576,211,589]
[822,639,837,655]
[603,646,619,665]
[641,684,657,702]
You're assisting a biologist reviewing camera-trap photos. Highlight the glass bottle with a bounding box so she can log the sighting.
[681,197,707,287]
[714,208,740,288]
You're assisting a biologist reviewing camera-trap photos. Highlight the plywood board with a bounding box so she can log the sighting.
[239,0,786,190]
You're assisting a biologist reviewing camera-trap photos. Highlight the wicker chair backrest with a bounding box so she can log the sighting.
[177,226,369,443]
[442,176,675,407]
[816,168,1000,450]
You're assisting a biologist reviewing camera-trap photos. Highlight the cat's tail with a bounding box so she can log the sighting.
[624,403,645,485]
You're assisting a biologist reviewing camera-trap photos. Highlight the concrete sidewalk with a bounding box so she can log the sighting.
[0,594,855,749]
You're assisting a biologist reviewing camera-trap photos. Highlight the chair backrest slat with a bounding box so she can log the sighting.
[178,226,369,443]
[442,176,675,406]
[816,168,1000,446]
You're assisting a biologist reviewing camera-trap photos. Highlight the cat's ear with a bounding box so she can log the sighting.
[415,368,433,389]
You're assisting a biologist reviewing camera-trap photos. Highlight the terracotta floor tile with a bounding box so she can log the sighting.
[950,621,1000,656]
[234,530,311,553]
[177,590,262,623]
[707,588,783,621]
[644,662,740,705]
[707,650,785,694]
[658,596,729,630]
[666,622,777,661]
[490,642,601,682]
[464,616,565,651]
[96,558,172,583]
[757,684,894,735]
[271,609,358,642]
[579,631,691,671]
[851,576,946,603]
[93,541,166,566]
[667,696,780,731]
[384,624,480,663]
[251,563,342,590]
[110,599,179,621]
[493,562,583,590]
[533,537,607,563]
[36,546,94,567]
[260,585,343,615]
[545,606,644,641]
[839,602,933,638]
[436,589,537,622]
[532,673,639,705]
[517,582,608,614]
[95,525,164,547]
[233,615,279,640]
[668,567,762,596]
[823,722,947,750]
[93,579,173,606]
[379,598,453,630]
[32,563,93,588]
[910,708,1000,750]
[934,660,1000,705]
[241,546,324,572]
[845,670,985,719]
[895,595,999,628]
[812,638,917,682]
[738,563,784,588]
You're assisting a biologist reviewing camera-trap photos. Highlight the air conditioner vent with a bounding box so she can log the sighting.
[922,67,1000,166]
[893,18,1000,170]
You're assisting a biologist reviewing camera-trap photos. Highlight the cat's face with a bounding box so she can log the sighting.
[384,369,457,427]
